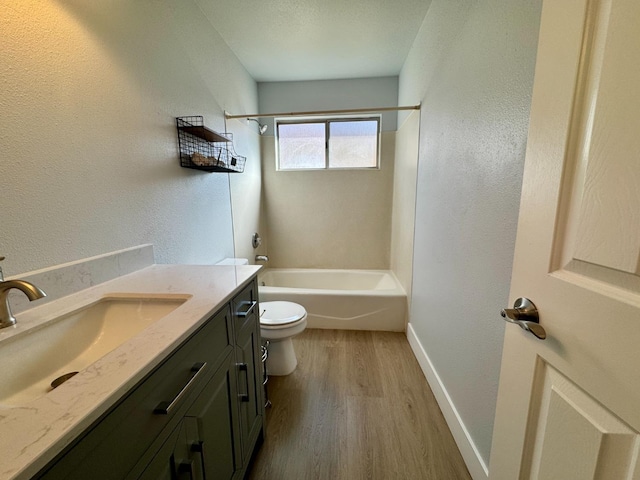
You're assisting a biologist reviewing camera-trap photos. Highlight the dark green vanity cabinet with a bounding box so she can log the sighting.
[35,278,264,480]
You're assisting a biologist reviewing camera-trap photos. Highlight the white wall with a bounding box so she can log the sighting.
[0,1,259,275]
[227,119,266,263]
[390,109,420,302]
[258,78,398,269]
[258,77,399,131]
[400,0,543,475]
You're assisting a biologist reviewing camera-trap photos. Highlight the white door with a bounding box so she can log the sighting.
[490,0,640,478]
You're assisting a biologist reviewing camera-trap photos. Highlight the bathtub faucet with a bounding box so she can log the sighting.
[255,255,269,263]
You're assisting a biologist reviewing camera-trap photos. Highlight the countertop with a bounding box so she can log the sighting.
[0,264,261,480]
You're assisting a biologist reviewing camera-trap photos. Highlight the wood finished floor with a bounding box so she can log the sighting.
[248,329,471,480]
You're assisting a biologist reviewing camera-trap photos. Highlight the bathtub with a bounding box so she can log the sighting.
[258,269,407,332]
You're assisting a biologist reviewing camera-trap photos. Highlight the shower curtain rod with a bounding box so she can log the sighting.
[224,104,420,120]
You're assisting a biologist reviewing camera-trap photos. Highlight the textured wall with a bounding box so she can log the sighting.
[0,1,259,275]
[261,133,395,269]
[258,77,400,132]
[258,77,398,269]
[227,119,266,263]
[400,0,543,468]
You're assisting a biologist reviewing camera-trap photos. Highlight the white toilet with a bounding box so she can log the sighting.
[260,301,307,376]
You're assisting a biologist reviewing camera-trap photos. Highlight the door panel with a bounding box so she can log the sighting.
[523,363,640,479]
[490,0,640,477]
[572,0,640,274]
[555,0,640,282]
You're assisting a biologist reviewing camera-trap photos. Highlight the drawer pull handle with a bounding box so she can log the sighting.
[236,300,257,318]
[154,362,207,415]
[237,362,250,402]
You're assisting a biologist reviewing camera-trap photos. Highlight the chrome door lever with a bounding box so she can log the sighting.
[500,298,546,340]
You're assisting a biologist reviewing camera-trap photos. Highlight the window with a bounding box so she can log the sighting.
[276,117,380,170]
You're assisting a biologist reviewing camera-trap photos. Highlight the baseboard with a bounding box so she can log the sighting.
[406,323,489,480]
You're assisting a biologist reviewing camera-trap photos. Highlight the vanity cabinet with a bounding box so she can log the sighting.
[35,278,264,480]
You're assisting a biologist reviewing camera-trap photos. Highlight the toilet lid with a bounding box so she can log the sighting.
[260,301,307,326]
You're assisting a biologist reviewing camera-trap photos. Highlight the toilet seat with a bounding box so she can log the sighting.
[260,301,307,329]
[259,301,307,376]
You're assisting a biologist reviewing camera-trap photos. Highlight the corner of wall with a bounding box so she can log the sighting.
[389,109,420,303]
[407,323,489,480]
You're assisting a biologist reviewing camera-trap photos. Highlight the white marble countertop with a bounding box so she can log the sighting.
[0,264,261,480]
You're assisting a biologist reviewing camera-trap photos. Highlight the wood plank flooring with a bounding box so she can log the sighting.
[248,329,471,480]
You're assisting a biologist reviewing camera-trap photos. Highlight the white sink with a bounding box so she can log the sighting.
[0,295,188,406]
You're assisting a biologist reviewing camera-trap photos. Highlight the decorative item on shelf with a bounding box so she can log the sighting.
[176,116,246,173]
[190,152,209,166]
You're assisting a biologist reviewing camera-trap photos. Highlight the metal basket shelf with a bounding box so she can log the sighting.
[176,116,246,173]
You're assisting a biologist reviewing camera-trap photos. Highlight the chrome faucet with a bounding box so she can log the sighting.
[0,257,47,328]
[255,255,269,263]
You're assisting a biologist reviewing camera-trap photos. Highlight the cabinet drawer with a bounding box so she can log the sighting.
[232,279,258,333]
[36,306,233,480]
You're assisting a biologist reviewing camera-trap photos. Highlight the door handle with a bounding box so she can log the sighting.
[500,298,546,340]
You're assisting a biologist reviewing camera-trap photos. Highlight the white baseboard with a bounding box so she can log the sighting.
[406,323,489,480]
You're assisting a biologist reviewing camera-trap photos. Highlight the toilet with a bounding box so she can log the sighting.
[260,301,307,376]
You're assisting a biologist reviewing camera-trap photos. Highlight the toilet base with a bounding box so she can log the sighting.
[266,338,298,376]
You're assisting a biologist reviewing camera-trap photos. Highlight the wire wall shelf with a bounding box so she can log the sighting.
[176,116,246,173]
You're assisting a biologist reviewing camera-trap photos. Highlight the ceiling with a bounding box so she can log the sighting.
[194,0,432,82]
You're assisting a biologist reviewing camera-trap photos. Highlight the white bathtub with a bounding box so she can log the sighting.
[258,269,407,332]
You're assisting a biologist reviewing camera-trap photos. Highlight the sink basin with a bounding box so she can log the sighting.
[0,295,188,406]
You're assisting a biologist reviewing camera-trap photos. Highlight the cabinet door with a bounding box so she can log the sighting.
[186,352,239,480]
[232,279,264,469]
[235,318,263,461]
[138,420,197,480]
